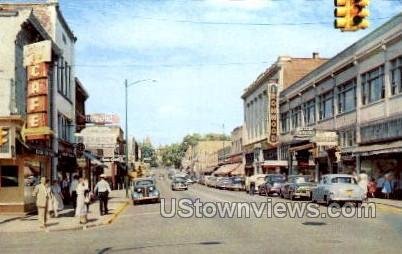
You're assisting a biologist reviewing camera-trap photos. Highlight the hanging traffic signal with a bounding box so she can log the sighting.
[0,127,9,146]
[334,0,370,31]
[351,0,369,30]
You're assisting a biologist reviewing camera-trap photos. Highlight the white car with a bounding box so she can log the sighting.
[311,174,365,205]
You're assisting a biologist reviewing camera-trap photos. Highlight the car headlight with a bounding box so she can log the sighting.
[136,188,142,193]
[149,186,154,191]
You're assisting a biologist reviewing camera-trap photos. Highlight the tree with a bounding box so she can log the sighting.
[140,142,158,167]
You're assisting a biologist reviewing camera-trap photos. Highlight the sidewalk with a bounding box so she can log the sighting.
[370,198,402,209]
[0,189,129,233]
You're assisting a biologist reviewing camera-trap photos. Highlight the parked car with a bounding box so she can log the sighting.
[258,174,286,196]
[198,175,206,185]
[131,178,160,205]
[205,176,217,187]
[245,174,268,194]
[171,176,188,191]
[226,176,245,191]
[281,175,316,200]
[216,177,231,190]
[311,174,365,205]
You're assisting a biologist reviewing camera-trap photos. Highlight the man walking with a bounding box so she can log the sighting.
[94,174,112,215]
[32,177,50,229]
[70,175,79,213]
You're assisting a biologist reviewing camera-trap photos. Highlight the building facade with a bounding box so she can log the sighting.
[242,55,327,176]
[279,13,402,191]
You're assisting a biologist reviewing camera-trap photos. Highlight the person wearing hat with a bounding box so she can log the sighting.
[32,177,50,228]
[94,174,112,215]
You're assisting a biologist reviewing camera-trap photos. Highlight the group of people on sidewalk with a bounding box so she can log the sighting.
[31,174,111,229]
[354,171,398,199]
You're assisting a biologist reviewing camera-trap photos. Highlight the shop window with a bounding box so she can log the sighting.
[0,165,19,187]
[361,65,385,105]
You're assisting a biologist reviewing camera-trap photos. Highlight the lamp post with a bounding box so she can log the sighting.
[124,79,156,197]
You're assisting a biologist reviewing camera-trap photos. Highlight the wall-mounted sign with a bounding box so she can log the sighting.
[24,43,52,141]
[85,114,120,125]
[23,40,51,67]
[268,84,278,144]
[292,127,315,140]
[312,131,338,146]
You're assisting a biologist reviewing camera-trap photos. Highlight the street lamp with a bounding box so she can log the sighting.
[124,79,156,196]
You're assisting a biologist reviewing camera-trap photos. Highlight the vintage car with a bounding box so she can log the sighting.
[171,176,188,191]
[258,174,286,196]
[226,176,245,191]
[245,174,268,194]
[205,176,218,187]
[216,177,231,190]
[131,178,160,205]
[280,175,316,200]
[311,174,365,205]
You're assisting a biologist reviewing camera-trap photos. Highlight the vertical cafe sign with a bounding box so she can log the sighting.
[23,40,53,140]
[268,83,278,144]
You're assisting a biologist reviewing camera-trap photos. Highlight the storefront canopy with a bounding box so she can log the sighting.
[231,163,245,176]
[214,163,241,176]
[352,140,402,156]
[83,151,107,168]
[202,166,218,174]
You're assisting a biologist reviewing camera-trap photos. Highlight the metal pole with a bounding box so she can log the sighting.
[125,79,129,198]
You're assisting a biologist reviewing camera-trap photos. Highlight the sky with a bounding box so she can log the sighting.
[32,0,402,145]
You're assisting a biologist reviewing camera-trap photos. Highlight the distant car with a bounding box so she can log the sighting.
[205,176,217,187]
[281,175,316,200]
[245,174,268,194]
[186,178,195,185]
[171,176,188,191]
[131,178,160,205]
[258,174,286,196]
[226,176,245,191]
[311,174,365,206]
[216,177,231,190]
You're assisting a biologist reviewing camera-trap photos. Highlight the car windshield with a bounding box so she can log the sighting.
[231,178,242,184]
[174,177,186,182]
[135,180,154,187]
[267,175,285,183]
[331,177,357,184]
[290,176,309,184]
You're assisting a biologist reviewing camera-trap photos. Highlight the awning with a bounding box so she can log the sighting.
[83,151,107,168]
[262,160,288,167]
[202,166,218,173]
[231,163,245,176]
[214,163,241,176]
[352,140,402,156]
[288,143,314,153]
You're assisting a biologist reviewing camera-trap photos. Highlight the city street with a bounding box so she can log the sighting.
[1,172,401,254]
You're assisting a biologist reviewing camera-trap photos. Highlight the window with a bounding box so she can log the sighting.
[0,166,19,187]
[361,65,385,105]
[338,79,357,114]
[303,99,316,125]
[56,58,72,101]
[390,56,402,95]
[58,114,73,142]
[291,106,301,129]
[280,112,290,133]
[338,128,356,147]
[319,90,334,120]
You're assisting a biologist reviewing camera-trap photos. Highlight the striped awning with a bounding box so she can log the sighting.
[214,163,241,176]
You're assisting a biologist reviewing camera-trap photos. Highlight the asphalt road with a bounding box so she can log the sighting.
[1,174,401,254]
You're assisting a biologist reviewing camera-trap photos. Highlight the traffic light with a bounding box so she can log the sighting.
[0,127,9,146]
[334,0,369,31]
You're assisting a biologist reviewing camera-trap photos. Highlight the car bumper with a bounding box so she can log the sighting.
[172,186,188,190]
[133,196,160,202]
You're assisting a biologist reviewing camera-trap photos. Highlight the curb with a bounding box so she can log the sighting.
[103,201,129,225]
[373,202,402,210]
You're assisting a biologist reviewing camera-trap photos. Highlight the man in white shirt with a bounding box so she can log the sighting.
[94,174,112,215]
[69,175,79,213]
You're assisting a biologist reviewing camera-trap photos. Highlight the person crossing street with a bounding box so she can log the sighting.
[94,174,112,216]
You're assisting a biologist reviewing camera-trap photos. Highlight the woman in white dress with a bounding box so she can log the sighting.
[50,180,64,217]
[75,178,88,224]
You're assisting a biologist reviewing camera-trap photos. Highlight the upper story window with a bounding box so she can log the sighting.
[338,128,356,148]
[361,65,385,105]
[281,111,290,133]
[291,106,301,129]
[337,78,356,114]
[319,90,334,120]
[57,58,72,101]
[303,99,316,125]
[390,56,402,96]
[58,114,73,142]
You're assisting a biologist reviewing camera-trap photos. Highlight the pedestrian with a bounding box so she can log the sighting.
[94,174,112,216]
[376,175,385,197]
[382,174,393,199]
[70,175,79,213]
[61,177,70,205]
[75,177,88,224]
[358,171,369,199]
[368,177,377,198]
[49,180,64,217]
[32,177,50,229]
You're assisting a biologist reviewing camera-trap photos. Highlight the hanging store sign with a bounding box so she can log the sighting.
[85,114,120,125]
[312,131,338,146]
[268,84,278,144]
[23,40,52,67]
